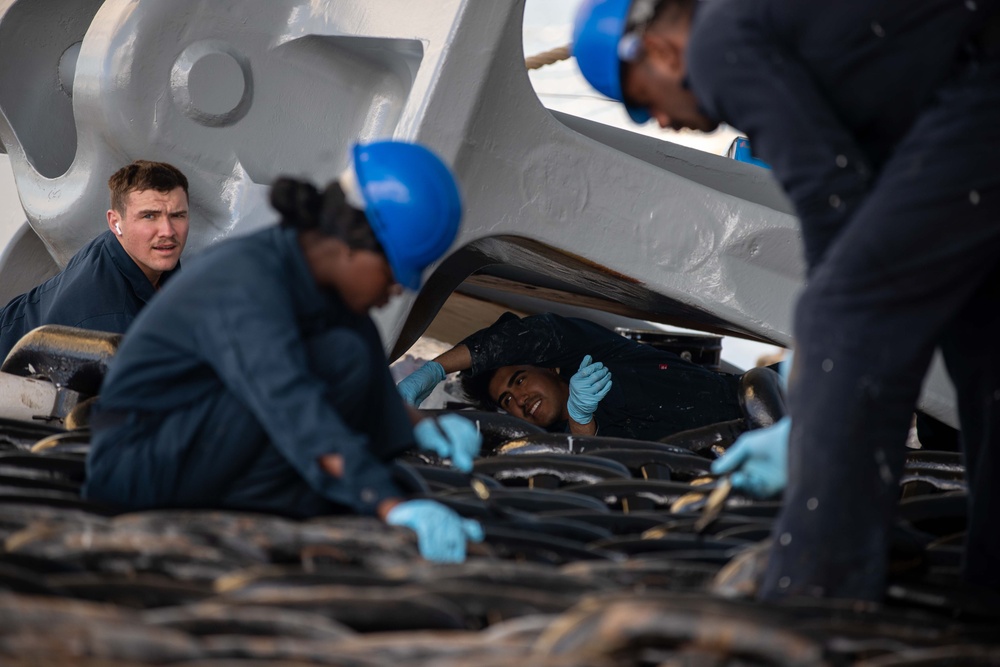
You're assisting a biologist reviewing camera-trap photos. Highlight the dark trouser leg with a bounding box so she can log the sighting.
[760,59,1000,601]
[939,265,1000,590]
[915,411,961,452]
[215,328,374,514]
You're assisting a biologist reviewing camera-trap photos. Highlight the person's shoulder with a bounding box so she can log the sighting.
[41,268,128,326]
[694,0,757,27]
[64,229,116,269]
[688,0,758,57]
[59,233,129,290]
[0,288,31,324]
[206,226,285,263]
[172,227,291,300]
[4,231,117,309]
[558,314,617,336]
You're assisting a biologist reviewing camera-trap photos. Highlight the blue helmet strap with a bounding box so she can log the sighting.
[618,0,657,88]
[617,31,643,62]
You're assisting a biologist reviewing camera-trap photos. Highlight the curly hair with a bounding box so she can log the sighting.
[269,178,383,254]
[458,368,501,411]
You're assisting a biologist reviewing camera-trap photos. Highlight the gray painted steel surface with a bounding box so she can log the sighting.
[0,0,957,426]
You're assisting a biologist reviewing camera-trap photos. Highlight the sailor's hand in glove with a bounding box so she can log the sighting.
[397,361,445,407]
[386,499,484,562]
[566,355,613,425]
[413,414,481,472]
[711,416,790,498]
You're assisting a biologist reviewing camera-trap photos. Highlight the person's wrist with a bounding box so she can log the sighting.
[377,497,403,521]
[318,454,344,478]
[567,403,593,424]
[426,361,446,382]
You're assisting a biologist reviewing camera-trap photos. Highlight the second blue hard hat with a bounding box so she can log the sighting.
[351,141,462,291]
[572,0,651,124]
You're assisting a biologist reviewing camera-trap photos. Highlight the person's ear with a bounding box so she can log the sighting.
[642,28,686,81]
[107,209,122,236]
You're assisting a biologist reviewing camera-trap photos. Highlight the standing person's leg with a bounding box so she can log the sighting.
[760,57,1000,601]
[939,263,1000,591]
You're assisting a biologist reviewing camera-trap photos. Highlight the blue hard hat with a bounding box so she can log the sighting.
[727,137,771,169]
[351,141,462,291]
[572,0,651,124]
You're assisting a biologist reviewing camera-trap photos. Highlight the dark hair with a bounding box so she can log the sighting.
[624,0,695,32]
[650,0,696,25]
[269,177,383,253]
[108,160,189,214]
[458,368,501,411]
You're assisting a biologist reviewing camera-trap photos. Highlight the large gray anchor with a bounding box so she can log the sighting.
[0,0,956,427]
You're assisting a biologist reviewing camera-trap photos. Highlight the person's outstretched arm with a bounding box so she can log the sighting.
[396,344,472,406]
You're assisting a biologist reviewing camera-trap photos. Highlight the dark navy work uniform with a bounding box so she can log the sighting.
[462,313,742,440]
[686,0,1000,599]
[0,230,177,359]
[83,225,413,518]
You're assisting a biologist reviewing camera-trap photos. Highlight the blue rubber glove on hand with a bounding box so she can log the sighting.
[397,361,445,407]
[386,499,484,563]
[566,354,613,424]
[413,414,482,472]
[711,416,790,498]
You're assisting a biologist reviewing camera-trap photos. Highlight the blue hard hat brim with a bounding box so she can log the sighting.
[625,104,651,124]
[393,263,423,292]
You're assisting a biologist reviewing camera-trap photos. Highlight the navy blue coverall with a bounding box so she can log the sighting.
[686,0,1000,599]
[462,313,743,440]
[0,230,178,359]
[83,225,412,518]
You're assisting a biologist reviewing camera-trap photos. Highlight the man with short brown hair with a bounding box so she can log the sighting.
[0,160,190,358]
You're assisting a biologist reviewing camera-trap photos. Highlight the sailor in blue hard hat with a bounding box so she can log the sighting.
[574,0,1000,606]
[572,0,716,131]
[85,140,484,564]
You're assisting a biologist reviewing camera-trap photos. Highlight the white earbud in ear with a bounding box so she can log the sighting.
[115,223,123,236]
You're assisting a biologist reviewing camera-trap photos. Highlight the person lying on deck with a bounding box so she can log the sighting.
[397,312,776,440]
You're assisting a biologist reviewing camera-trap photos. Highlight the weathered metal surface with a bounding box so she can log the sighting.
[0,372,59,424]
[2,325,120,395]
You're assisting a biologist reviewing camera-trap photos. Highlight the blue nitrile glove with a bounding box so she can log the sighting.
[397,361,446,407]
[566,354,613,424]
[711,416,790,498]
[413,414,482,472]
[385,499,484,563]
